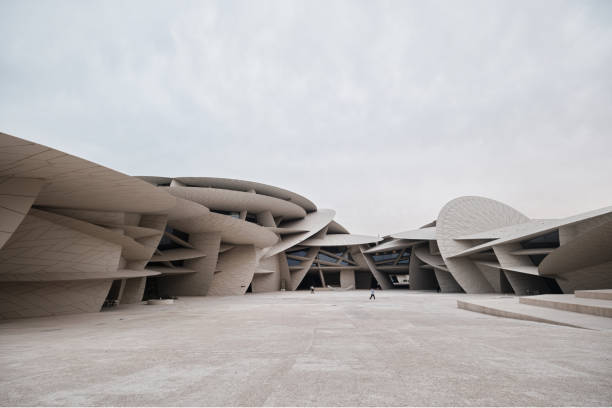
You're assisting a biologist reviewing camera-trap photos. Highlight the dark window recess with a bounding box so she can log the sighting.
[245,213,258,223]
[287,249,308,257]
[323,271,341,286]
[147,262,166,268]
[355,270,377,289]
[211,209,241,219]
[322,246,347,256]
[103,279,123,306]
[318,253,338,263]
[143,276,160,300]
[287,258,302,266]
[340,260,350,266]
[397,259,411,265]
[527,254,547,266]
[158,226,190,251]
[520,230,560,249]
[390,275,399,283]
[372,252,399,262]
[157,182,171,186]
[296,270,323,290]
[170,260,184,267]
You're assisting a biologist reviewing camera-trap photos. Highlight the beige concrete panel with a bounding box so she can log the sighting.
[558,213,612,244]
[327,220,349,234]
[0,268,159,282]
[150,248,206,262]
[256,210,276,228]
[137,176,172,186]
[436,196,529,293]
[511,248,555,256]
[503,270,551,296]
[300,233,381,247]
[0,133,176,213]
[453,206,612,258]
[340,270,355,289]
[349,248,370,270]
[0,279,113,319]
[158,232,221,296]
[540,219,612,278]
[288,246,319,291]
[219,244,235,253]
[0,177,45,249]
[390,227,437,240]
[437,196,530,258]
[168,186,306,219]
[455,221,544,240]
[165,196,210,221]
[363,239,421,254]
[130,214,167,269]
[121,277,147,304]
[278,253,291,290]
[264,209,335,257]
[413,245,446,268]
[162,231,194,248]
[474,262,506,293]
[552,261,612,293]
[252,254,281,293]
[171,177,317,212]
[265,227,309,234]
[359,245,393,290]
[408,245,439,290]
[433,268,463,293]
[41,208,136,226]
[429,239,441,255]
[147,266,196,275]
[474,261,539,276]
[0,213,121,282]
[169,211,278,248]
[493,243,535,269]
[30,208,152,261]
[208,245,257,296]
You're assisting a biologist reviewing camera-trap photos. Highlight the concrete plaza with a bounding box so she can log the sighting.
[1,290,611,406]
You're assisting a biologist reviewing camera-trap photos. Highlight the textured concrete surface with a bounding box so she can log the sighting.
[1,291,611,406]
[457,297,612,330]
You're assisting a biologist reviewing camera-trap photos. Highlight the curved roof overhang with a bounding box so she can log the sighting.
[0,133,176,214]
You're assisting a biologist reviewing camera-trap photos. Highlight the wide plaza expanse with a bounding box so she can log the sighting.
[1,290,611,406]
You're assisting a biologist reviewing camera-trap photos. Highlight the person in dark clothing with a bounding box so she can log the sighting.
[369,288,375,300]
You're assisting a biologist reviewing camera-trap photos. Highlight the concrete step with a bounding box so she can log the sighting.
[457,297,612,331]
[519,294,612,318]
[575,289,612,301]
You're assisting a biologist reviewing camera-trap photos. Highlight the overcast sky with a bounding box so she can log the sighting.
[1,0,611,235]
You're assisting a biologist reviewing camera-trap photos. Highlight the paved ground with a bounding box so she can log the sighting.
[1,290,611,406]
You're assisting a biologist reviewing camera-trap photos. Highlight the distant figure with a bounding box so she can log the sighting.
[436,287,441,293]
[310,286,315,294]
[369,288,375,300]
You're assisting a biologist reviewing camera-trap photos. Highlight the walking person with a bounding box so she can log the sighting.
[310,286,315,294]
[369,288,375,300]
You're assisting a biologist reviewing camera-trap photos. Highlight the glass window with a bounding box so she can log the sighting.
[318,253,338,263]
[372,252,399,262]
[520,230,560,249]
[287,258,302,266]
[287,249,308,257]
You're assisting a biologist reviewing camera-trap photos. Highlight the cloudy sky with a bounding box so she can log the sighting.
[1,0,611,235]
